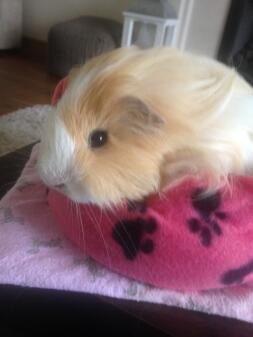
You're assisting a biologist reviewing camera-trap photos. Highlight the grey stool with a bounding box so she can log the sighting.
[48,16,122,77]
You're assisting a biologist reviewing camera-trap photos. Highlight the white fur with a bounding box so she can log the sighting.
[37,108,95,203]
[223,94,253,173]
[37,108,75,187]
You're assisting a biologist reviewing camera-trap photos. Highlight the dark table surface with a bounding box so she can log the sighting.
[1,143,253,337]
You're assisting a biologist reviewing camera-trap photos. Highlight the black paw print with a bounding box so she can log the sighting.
[112,217,157,260]
[187,188,227,247]
[221,258,253,285]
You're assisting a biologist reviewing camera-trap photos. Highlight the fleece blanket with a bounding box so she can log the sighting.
[1,79,253,323]
[49,176,253,291]
[1,145,253,324]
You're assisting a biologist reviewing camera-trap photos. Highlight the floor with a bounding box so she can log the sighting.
[0,43,59,116]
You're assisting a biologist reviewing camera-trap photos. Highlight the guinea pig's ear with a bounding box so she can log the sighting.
[119,96,164,134]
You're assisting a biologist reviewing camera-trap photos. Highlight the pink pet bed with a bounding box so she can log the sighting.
[48,79,253,291]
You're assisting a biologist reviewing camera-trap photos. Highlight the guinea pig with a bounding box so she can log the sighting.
[37,46,253,208]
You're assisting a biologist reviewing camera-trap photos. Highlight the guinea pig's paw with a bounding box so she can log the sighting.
[112,217,158,260]
[187,188,228,247]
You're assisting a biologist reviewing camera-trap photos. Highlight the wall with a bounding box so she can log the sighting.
[184,0,231,57]
[23,0,129,41]
[23,0,231,58]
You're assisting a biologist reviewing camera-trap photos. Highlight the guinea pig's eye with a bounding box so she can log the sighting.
[88,129,108,149]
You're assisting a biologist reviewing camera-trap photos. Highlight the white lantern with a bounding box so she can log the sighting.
[121,0,178,48]
[0,0,23,50]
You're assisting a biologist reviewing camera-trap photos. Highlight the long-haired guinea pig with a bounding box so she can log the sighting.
[37,46,253,208]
